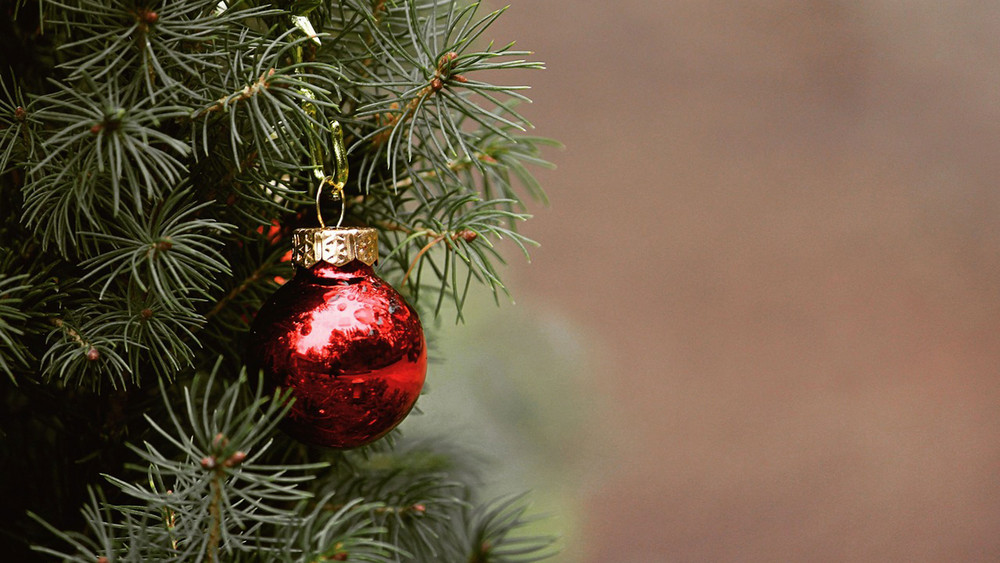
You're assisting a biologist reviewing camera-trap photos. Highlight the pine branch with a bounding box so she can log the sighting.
[45,0,280,101]
[317,445,470,562]
[322,1,544,195]
[465,494,558,563]
[43,306,133,389]
[0,76,36,174]
[205,258,274,321]
[0,243,65,382]
[79,189,234,312]
[28,487,149,562]
[30,363,421,561]
[372,190,536,318]
[190,30,343,177]
[30,75,191,213]
[0,273,32,381]
[103,365,326,559]
[115,294,203,380]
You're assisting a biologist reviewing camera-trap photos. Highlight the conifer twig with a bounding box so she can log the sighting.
[192,69,277,118]
[402,233,445,284]
[398,228,478,286]
[207,470,223,563]
[371,52,467,146]
[389,151,492,191]
[205,260,272,320]
[49,318,86,347]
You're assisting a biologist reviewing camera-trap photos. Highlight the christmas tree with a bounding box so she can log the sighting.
[0,0,557,559]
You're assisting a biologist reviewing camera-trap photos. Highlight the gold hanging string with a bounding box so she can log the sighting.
[290,30,345,227]
[316,121,349,228]
[300,88,326,182]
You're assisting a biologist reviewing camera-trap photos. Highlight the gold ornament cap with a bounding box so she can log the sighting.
[291,227,378,268]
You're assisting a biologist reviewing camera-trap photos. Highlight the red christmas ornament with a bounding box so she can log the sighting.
[247,227,426,448]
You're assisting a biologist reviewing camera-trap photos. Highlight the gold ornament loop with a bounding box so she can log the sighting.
[316,121,349,228]
[316,176,345,228]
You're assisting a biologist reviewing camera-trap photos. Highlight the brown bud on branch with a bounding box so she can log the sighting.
[223,451,247,468]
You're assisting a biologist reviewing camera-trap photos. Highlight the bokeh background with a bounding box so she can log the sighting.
[410,2,1000,561]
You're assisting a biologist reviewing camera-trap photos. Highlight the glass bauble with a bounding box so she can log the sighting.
[247,252,426,449]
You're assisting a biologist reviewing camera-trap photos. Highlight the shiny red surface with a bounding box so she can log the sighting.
[247,261,426,448]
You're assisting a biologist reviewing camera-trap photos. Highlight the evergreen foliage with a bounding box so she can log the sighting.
[0,0,556,559]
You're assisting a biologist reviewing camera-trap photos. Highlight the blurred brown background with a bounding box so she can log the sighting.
[484,1,1000,561]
